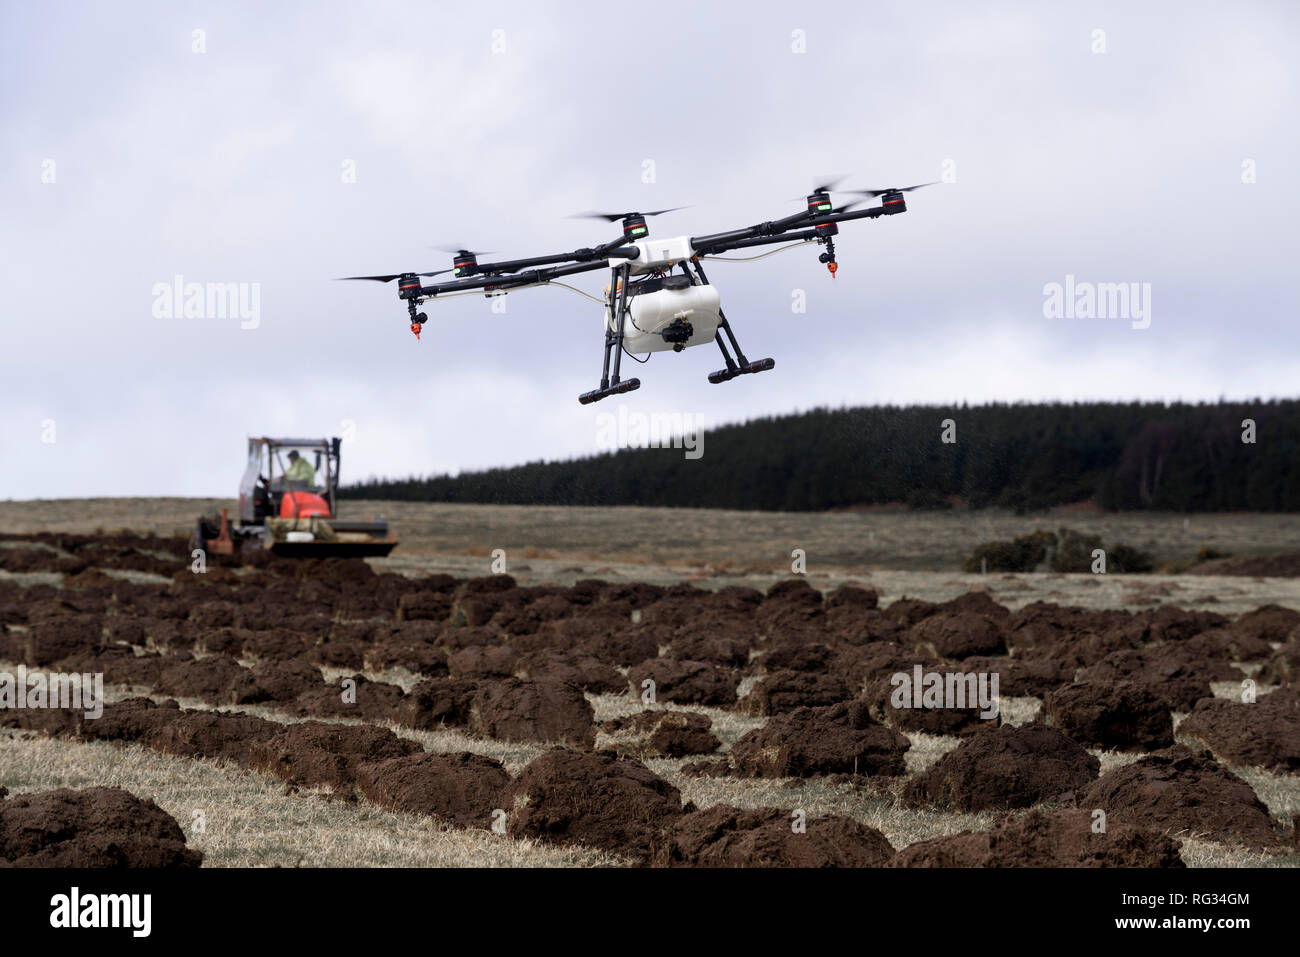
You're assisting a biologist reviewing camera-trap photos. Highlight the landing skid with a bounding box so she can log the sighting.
[708,357,774,384]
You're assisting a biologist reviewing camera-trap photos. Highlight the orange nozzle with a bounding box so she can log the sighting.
[828,262,838,278]
[410,322,422,340]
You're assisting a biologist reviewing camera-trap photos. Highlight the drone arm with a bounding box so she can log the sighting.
[416,258,614,297]
[691,204,893,256]
[460,238,636,277]
[697,228,821,256]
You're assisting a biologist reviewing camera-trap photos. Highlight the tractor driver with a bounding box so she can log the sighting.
[284,450,318,490]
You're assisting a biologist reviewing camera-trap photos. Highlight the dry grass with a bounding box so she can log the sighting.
[0,731,625,868]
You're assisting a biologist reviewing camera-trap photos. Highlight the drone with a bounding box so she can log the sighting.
[340,179,935,405]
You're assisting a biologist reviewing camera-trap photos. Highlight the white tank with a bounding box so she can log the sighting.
[606,283,723,354]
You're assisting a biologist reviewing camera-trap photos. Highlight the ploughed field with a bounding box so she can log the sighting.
[1,528,1299,868]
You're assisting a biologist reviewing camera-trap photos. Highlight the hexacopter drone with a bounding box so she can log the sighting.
[340,179,934,404]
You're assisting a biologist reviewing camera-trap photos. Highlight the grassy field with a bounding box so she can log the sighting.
[2,498,1298,867]
[4,498,1299,615]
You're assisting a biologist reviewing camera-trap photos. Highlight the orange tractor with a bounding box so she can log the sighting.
[191,436,398,559]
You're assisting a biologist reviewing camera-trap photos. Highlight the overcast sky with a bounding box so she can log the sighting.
[1,0,1297,499]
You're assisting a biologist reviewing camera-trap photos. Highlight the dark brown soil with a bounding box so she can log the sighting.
[447,644,519,678]
[626,658,739,706]
[1041,681,1174,751]
[1077,646,1233,711]
[1177,687,1300,773]
[905,724,1099,810]
[247,721,421,793]
[156,653,261,705]
[890,808,1185,867]
[498,749,686,859]
[293,675,406,723]
[652,804,895,867]
[5,530,1298,866]
[355,751,511,827]
[954,655,1074,697]
[729,701,910,778]
[601,709,720,758]
[907,611,1006,659]
[470,677,596,748]
[744,670,852,715]
[863,676,991,737]
[1232,604,1300,643]
[1070,745,1278,845]
[516,650,625,693]
[0,786,201,867]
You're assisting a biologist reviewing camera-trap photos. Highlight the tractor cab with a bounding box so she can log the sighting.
[191,435,397,559]
[240,437,340,525]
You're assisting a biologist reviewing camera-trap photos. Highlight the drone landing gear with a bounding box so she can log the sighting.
[708,354,775,384]
[687,258,775,386]
[579,261,641,405]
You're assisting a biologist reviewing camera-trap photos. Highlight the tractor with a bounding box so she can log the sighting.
[191,436,398,559]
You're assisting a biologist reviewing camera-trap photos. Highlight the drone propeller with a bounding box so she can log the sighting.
[429,244,498,256]
[828,182,939,213]
[788,175,849,201]
[568,206,690,222]
[843,182,938,199]
[336,270,451,282]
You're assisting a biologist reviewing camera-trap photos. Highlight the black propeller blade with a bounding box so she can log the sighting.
[569,206,690,222]
[843,182,939,199]
[429,244,498,256]
[336,269,451,283]
[789,175,849,200]
[829,182,939,213]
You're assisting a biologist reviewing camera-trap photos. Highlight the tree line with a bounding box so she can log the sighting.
[339,400,1300,512]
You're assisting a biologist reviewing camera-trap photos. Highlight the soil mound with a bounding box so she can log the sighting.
[627,658,739,706]
[516,650,625,693]
[1072,745,1277,845]
[293,675,406,722]
[144,707,281,764]
[745,670,852,715]
[499,749,685,859]
[248,721,421,793]
[890,808,1184,867]
[1176,688,1300,773]
[470,677,596,748]
[652,804,894,867]
[955,655,1074,697]
[1077,646,1230,711]
[730,701,909,778]
[0,786,202,868]
[355,751,511,827]
[1041,681,1173,751]
[398,677,480,729]
[905,724,1099,810]
[1233,604,1300,643]
[157,653,260,705]
[447,644,519,678]
[907,612,1006,659]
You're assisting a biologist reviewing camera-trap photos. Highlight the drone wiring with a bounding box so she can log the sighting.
[700,240,814,262]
